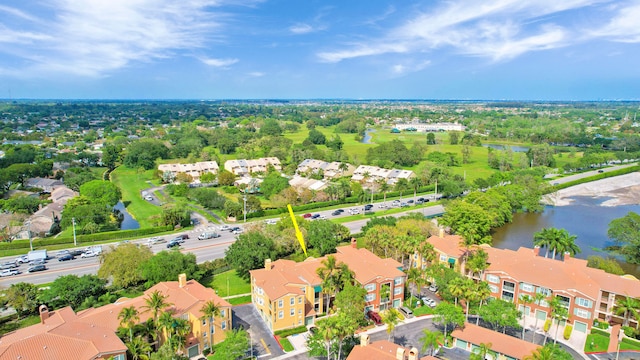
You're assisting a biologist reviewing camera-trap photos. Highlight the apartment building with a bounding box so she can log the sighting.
[425,234,640,335]
[158,161,219,182]
[250,241,406,332]
[0,305,127,360]
[351,165,414,186]
[224,157,282,176]
[296,159,355,179]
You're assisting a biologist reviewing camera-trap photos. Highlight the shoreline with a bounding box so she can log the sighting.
[543,172,640,207]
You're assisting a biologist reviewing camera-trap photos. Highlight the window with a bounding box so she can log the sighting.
[536,287,551,297]
[221,321,226,330]
[278,311,284,319]
[556,295,571,308]
[290,297,295,306]
[221,310,226,317]
[210,325,215,334]
[299,296,303,304]
[202,319,207,325]
[574,308,591,319]
[575,297,593,308]
[290,309,295,316]
[365,283,376,292]
[278,299,283,308]
[365,293,375,302]
[439,254,447,262]
[203,331,207,338]
[486,274,499,283]
[520,282,534,292]
[502,281,515,302]
[257,298,264,306]
[298,309,302,315]
[113,355,126,360]
[394,277,403,285]
[394,287,402,295]
[488,284,499,293]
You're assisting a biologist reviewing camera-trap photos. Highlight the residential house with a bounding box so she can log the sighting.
[347,334,428,360]
[224,157,282,176]
[77,274,232,357]
[450,323,540,360]
[351,165,414,186]
[250,241,406,333]
[158,161,219,183]
[425,234,640,336]
[288,175,327,192]
[24,177,64,193]
[25,185,77,237]
[296,159,355,180]
[0,305,127,360]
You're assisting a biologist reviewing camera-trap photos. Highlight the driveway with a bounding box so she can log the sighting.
[233,304,284,359]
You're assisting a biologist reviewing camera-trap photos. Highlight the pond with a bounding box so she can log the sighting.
[361,129,375,144]
[482,144,530,152]
[114,201,140,230]
[492,196,640,276]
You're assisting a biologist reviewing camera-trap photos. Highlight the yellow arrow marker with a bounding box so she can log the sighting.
[287,204,308,257]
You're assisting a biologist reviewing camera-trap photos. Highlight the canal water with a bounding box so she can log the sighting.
[492,196,640,276]
[482,144,530,152]
[114,201,140,230]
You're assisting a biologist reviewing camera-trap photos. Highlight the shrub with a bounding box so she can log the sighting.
[564,324,573,340]
[622,326,637,338]
[274,325,308,337]
[594,319,610,330]
[544,319,552,332]
[592,328,610,337]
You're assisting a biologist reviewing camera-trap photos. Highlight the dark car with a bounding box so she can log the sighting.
[69,249,84,257]
[167,240,181,248]
[598,169,604,173]
[27,264,47,272]
[364,204,374,211]
[311,214,321,219]
[58,254,75,262]
[407,199,414,204]
[176,234,189,240]
[171,236,186,244]
[331,210,342,216]
[366,310,383,326]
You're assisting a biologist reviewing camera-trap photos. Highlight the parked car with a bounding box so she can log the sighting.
[58,254,75,262]
[80,251,98,258]
[167,240,181,248]
[0,268,20,277]
[145,196,154,201]
[428,284,438,292]
[303,213,312,218]
[27,264,47,273]
[308,326,318,335]
[366,310,383,325]
[421,297,436,308]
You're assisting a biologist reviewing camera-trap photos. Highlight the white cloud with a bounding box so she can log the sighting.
[0,0,230,77]
[0,5,39,22]
[289,23,314,34]
[390,60,431,75]
[317,0,605,64]
[200,57,239,67]
[588,2,640,42]
[248,71,265,77]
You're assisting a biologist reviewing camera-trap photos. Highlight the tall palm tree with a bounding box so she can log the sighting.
[533,228,578,260]
[395,178,410,201]
[531,292,547,344]
[382,308,401,341]
[419,329,443,356]
[200,300,221,350]
[377,179,390,205]
[448,277,466,307]
[141,290,172,345]
[126,336,152,360]
[519,294,534,341]
[461,278,476,322]
[524,343,573,360]
[338,162,349,178]
[336,262,354,291]
[466,249,489,279]
[615,296,640,328]
[470,342,494,360]
[407,268,422,299]
[119,305,140,342]
[316,255,339,314]
[157,311,175,343]
[171,318,192,354]
[410,176,422,203]
[475,281,491,326]
[548,296,568,344]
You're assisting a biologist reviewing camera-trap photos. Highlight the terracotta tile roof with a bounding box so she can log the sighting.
[0,307,126,360]
[346,340,410,360]
[426,234,467,260]
[334,246,405,285]
[451,323,540,359]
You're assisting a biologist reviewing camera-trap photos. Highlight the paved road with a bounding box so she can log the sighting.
[549,163,637,185]
[0,203,445,286]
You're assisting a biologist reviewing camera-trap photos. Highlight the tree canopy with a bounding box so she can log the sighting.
[608,211,640,264]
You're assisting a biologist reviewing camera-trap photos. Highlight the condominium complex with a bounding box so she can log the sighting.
[224,157,282,176]
[158,161,219,182]
[296,159,355,179]
[351,165,414,186]
[250,241,406,332]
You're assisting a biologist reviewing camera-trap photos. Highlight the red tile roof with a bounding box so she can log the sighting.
[451,323,540,359]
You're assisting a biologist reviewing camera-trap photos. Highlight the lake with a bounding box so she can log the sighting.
[114,201,140,230]
[492,196,640,276]
[482,144,530,152]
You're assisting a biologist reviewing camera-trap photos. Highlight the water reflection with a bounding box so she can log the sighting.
[114,201,140,230]
[492,197,640,276]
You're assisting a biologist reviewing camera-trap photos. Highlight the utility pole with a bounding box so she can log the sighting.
[243,191,247,223]
[27,220,33,251]
[72,217,77,247]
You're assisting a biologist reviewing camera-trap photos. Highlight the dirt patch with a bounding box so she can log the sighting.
[543,172,640,207]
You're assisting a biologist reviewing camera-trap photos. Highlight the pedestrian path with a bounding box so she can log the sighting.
[608,324,621,353]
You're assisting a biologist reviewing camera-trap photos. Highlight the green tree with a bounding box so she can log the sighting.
[426,132,436,145]
[217,170,236,186]
[200,300,221,350]
[381,308,401,341]
[449,131,460,145]
[139,251,200,286]
[224,231,276,279]
[259,119,283,136]
[586,256,625,275]
[533,228,580,260]
[433,302,465,337]
[39,274,107,309]
[4,282,39,318]
[524,343,573,360]
[98,243,153,288]
[210,329,249,360]
[334,283,367,321]
[126,336,152,360]
[518,294,534,340]
[547,296,568,344]
[119,305,140,342]
[260,171,290,199]
[317,255,340,315]
[470,342,495,360]
[614,296,640,328]
[79,180,122,207]
[608,212,640,263]
[123,139,170,170]
[419,328,443,356]
[306,220,350,256]
[307,128,327,145]
[479,298,521,334]
[102,144,122,170]
[141,290,172,345]
[440,200,493,245]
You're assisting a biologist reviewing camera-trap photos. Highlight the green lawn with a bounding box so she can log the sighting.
[620,337,640,351]
[207,270,251,297]
[585,332,610,353]
[228,295,252,305]
[278,337,294,352]
[110,166,162,228]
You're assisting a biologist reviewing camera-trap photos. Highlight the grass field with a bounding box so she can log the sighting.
[206,270,251,297]
[228,295,252,305]
[585,332,610,353]
[110,166,163,228]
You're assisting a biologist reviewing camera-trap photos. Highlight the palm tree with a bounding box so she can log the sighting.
[338,162,349,178]
[461,278,476,322]
[316,255,339,314]
[141,290,172,346]
[615,296,640,328]
[448,277,466,307]
[407,268,421,300]
[138,319,157,350]
[419,329,443,356]
[470,342,494,360]
[410,176,422,203]
[336,262,354,291]
[171,318,192,354]
[519,294,534,341]
[377,179,390,206]
[157,311,175,343]
[395,178,409,201]
[200,300,221,350]
[475,281,491,326]
[548,296,568,344]
[119,305,140,342]
[382,308,401,341]
[531,292,546,344]
[524,343,573,360]
[466,249,489,279]
[533,228,578,260]
[126,336,152,360]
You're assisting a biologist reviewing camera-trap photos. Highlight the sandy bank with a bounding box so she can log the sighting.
[543,172,640,206]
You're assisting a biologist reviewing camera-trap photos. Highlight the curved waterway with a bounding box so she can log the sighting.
[492,196,640,276]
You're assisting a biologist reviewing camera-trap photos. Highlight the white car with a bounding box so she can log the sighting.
[348,208,360,215]
[1,269,20,277]
[145,196,154,201]
[421,297,436,308]
[80,251,98,258]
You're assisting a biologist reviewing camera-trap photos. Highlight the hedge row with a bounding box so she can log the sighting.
[591,327,610,337]
[274,325,308,337]
[0,225,174,251]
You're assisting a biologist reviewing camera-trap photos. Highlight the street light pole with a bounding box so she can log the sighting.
[243,191,247,223]
[27,220,33,251]
[72,217,77,247]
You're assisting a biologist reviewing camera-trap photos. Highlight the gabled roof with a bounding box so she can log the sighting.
[451,323,539,359]
[0,307,125,360]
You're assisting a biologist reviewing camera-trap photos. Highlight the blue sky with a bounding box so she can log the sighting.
[1,0,640,100]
